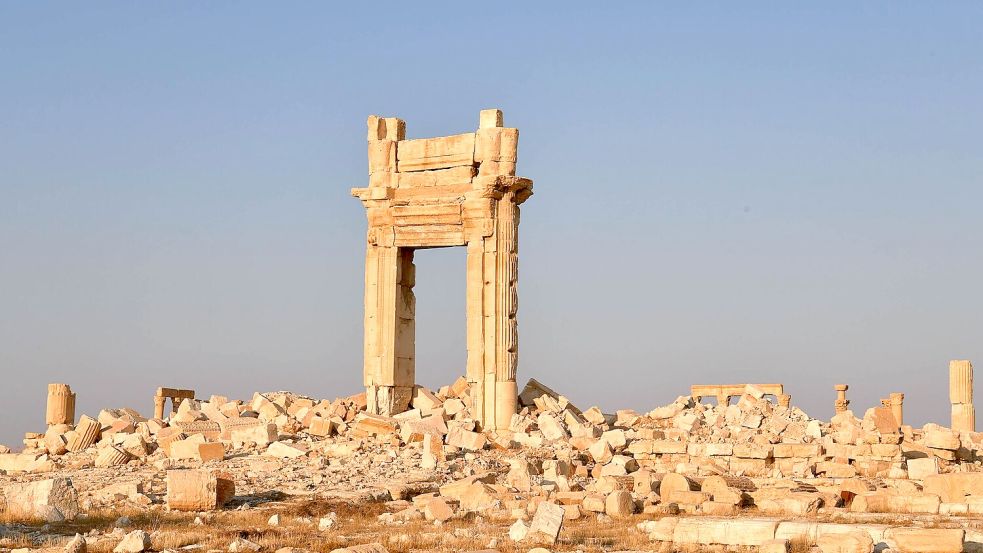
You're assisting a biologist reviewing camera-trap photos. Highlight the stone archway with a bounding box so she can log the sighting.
[350,109,533,431]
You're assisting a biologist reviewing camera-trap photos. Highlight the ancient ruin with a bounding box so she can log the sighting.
[834,383,850,414]
[351,109,533,431]
[45,383,75,427]
[154,387,195,420]
[950,359,975,432]
[691,384,784,406]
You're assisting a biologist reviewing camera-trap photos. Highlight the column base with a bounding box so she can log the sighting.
[366,385,413,417]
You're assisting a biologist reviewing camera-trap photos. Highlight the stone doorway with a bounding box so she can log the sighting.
[350,109,533,430]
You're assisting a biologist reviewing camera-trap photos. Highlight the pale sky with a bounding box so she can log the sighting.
[1,3,982,446]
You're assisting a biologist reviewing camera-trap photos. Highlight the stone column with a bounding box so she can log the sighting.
[154,396,166,420]
[950,360,975,432]
[363,245,415,417]
[834,384,849,414]
[889,392,904,426]
[45,383,76,427]
[778,394,791,408]
[465,195,520,431]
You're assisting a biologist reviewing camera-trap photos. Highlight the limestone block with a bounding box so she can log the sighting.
[528,501,564,544]
[643,516,679,541]
[422,497,454,522]
[884,527,964,553]
[604,490,634,517]
[2,478,80,522]
[760,539,791,553]
[396,133,475,172]
[757,493,823,516]
[817,532,874,553]
[67,415,101,452]
[733,443,773,459]
[113,530,150,553]
[537,413,567,442]
[671,517,779,546]
[651,439,688,454]
[165,469,234,511]
[906,456,939,480]
[924,425,960,450]
[445,426,486,451]
[923,472,983,502]
[458,483,497,512]
[479,109,503,129]
[95,446,131,467]
[773,443,822,458]
[266,441,307,458]
[850,492,940,514]
[307,416,334,437]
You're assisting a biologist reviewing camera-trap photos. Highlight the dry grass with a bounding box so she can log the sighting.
[0,498,672,553]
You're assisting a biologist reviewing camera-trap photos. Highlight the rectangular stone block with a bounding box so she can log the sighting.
[165,469,234,511]
[396,133,476,172]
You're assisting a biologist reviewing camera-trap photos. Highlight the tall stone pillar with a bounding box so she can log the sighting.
[363,245,416,416]
[834,384,849,414]
[45,383,76,427]
[889,392,904,426]
[950,360,975,432]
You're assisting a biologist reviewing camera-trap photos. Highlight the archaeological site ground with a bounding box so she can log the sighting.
[3,111,982,553]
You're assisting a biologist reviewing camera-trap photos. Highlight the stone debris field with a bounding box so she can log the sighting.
[2,371,983,553]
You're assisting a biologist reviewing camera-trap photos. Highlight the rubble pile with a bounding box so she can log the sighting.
[2,379,983,552]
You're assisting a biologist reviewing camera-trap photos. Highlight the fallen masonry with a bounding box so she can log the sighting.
[0,366,981,552]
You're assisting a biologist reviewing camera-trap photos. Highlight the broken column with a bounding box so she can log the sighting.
[834,384,849,414]
[889,392,904,426]
[950,360,975,432]
[45,383,76,427]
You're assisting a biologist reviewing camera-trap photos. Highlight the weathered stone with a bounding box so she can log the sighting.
[3,478,80,522]
[527,501,564,544]
[165,469,234,511]
[113,531,150,553]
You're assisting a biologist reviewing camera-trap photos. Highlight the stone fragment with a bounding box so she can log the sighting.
[423,497,454,522]
[228,537,261,553]
[604,490,634,517]
[3,478,80,522]
[266,441,307,458]
[527,501,564,544]
[67,415,101,452]
[65,534,87,553]
[329,544,389,553]
[113,531,150,553]
[508,519,529,541]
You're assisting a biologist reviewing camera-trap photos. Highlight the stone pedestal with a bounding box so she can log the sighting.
[45,383,76,427]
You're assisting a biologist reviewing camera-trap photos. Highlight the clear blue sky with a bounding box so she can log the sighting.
[1,3,981,446]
